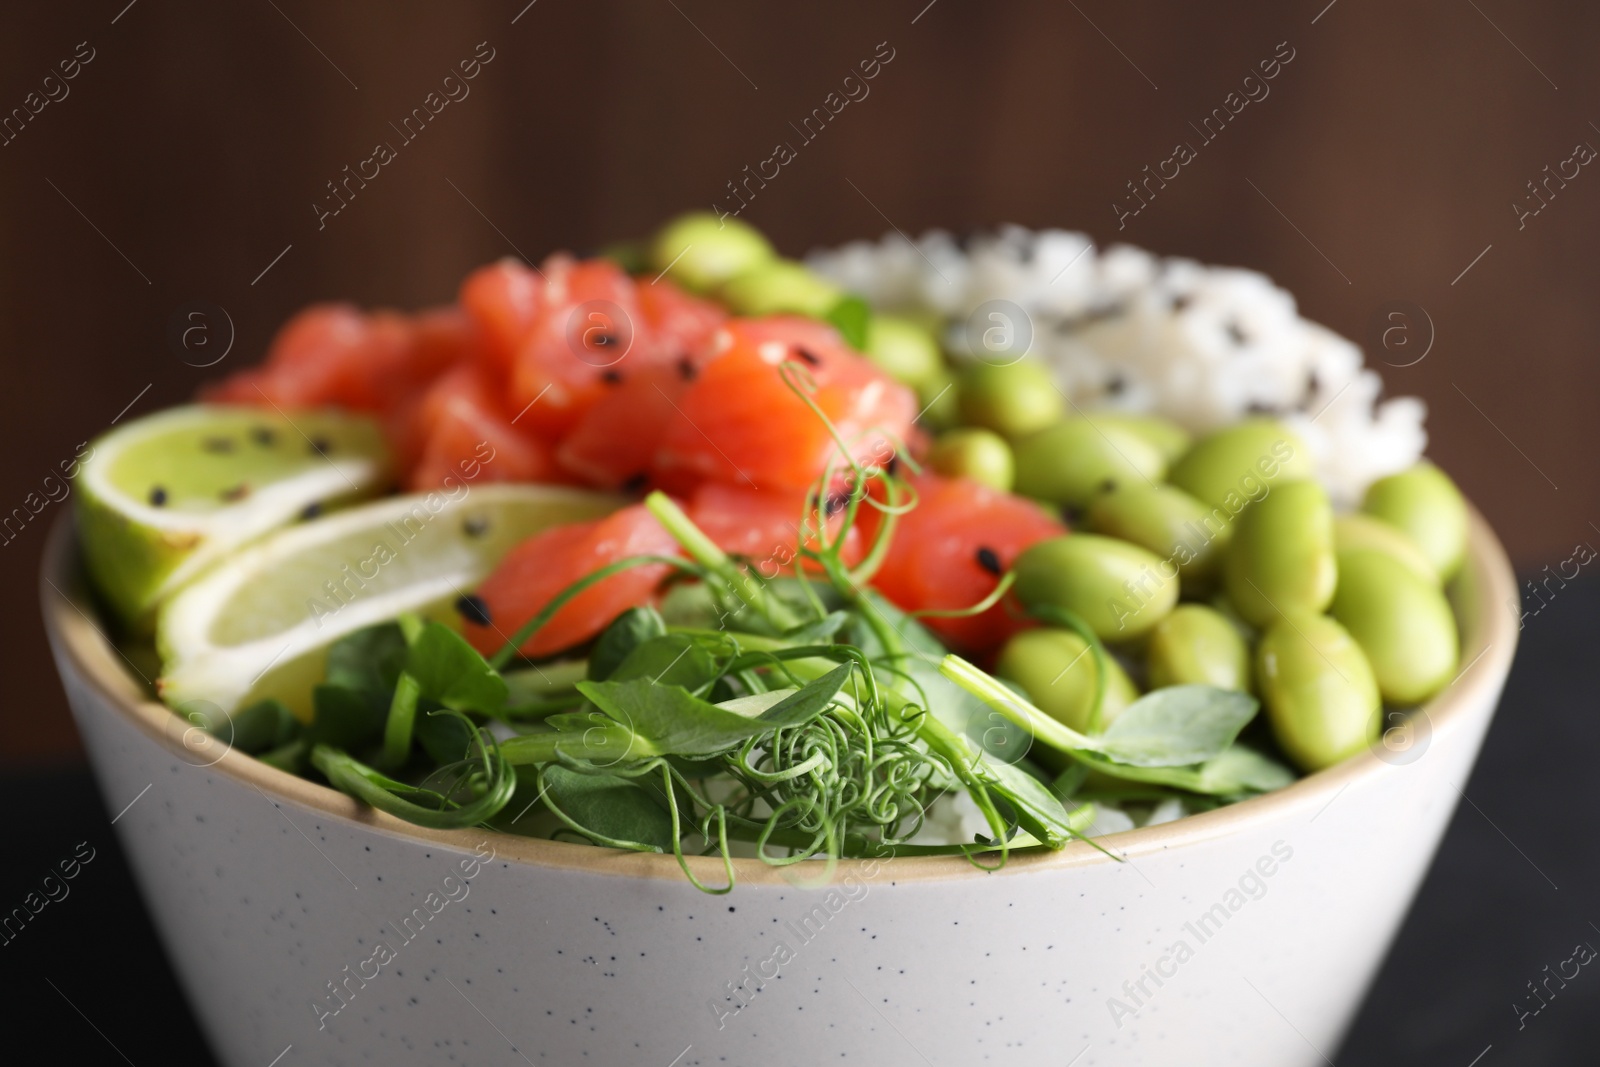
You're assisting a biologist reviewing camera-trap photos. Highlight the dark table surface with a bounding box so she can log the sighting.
[5,577,1597,1065]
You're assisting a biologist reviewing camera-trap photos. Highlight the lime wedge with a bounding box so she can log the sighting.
[154,484,624,720]
[77,405,392,626]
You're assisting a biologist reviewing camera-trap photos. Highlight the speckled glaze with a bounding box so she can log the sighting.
[44,511,1517,1067]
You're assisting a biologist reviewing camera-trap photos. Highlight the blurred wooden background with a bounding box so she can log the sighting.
[3,0,1594,765]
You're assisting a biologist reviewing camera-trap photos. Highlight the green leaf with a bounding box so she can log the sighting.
[228,698,301,754]
[824,295,872,350]
[502,659,588,716]
[973,756,1079,848]
[756,662,851,726]
[608,633,720,689]
[1197,745,1295,794]
[782,610,851,645]
[715,689,796,718]
[416,708,476,765]
[1094,686,1259,768]
[941,655,1258,769]
[576,678,778,756]
[1065,744,1292,797]
[307,684,386,750]
[325,623,408,696]
[588,606,667,681]
[539,765,678,852]
[406,621,508,713]
[711,663,852,727]
[541,711,652,762]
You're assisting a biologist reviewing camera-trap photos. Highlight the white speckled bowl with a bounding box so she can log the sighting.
[44,509,1516,1067]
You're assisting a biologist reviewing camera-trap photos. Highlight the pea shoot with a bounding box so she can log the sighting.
[239,399,1295,892]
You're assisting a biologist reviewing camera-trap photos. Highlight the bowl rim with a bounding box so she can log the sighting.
[41,505,1519,886]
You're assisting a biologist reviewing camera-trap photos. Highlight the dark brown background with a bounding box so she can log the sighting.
[2,0,1592,765]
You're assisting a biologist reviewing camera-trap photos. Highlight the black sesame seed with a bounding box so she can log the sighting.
[824,491,851,517]
[794,347,822,366]
[455,593,492,627]
[251,427,276,446]
[201,436,235,454]
[885,455,900,477]
[601,369,624,385]
[621,472,649,494]
[300,501,322,520]
[463,516,490,538]
[1226,321,1249,345]
[1098,479,1118,494]
[591,333,617,348]
[1061,505,1084,527]
[1172,294,1193,312]
[1245,402,1278,415]
[974,546,1002,576]
[309,437,331,456]
[1105,374,1127,396]
[149,486,168,506]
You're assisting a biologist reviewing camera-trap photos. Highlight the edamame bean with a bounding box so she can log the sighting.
[1085,483,1231,588]
[1255,613,1380,772]
[1013,534,1179,640]
[928,428,1015,491]
[1223,479,1336,628]
[864,315,944,388]
[1146,605,1251,692]
[649,212,775,293]
[1012,420,1167,508]
[915,368,960,431]
[1169,418,1312,512]
[1334,513,1437,585]
[721,259,843,317]
[996,628,1139,733]
[1362,462,1469,581]
[956,361,1064,438]
[1087,413,1192,466]
[1330,548,1459,705]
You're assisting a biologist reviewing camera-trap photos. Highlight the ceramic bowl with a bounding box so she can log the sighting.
[43,508,1517,1067]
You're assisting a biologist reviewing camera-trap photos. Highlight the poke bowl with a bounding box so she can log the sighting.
[44,216,1518,1067]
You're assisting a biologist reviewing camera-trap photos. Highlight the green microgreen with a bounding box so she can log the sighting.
[275,351,1289,892]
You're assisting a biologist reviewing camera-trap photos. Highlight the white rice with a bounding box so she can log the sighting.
[808,226,1426,507]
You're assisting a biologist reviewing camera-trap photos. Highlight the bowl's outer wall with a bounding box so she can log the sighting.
[45,514,1516,1067]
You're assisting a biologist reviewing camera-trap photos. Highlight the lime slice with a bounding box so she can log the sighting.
[77,404,392,626]
[154,484,625,720]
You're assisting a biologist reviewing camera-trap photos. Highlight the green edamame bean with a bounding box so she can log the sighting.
[1334,513,1437,585]
[1169,418,1313,512]
[916,368,960,431]
[1012,420,1167,508]
[1331,548,1459,705]
[1085,483,1231,588]
[649,212,775,293]
[864,315,944,389]
[1223,479,1336,628]
[1256,613,1380,772]
[721,259,843,317]
[1013,533,1179,640]
[1362,462,1469,581]
[1087,413,1192,466]
[928,428,1014,491]
[956,361,1064,438]
[1146,605,1251,692]
[996,628,1139,733]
